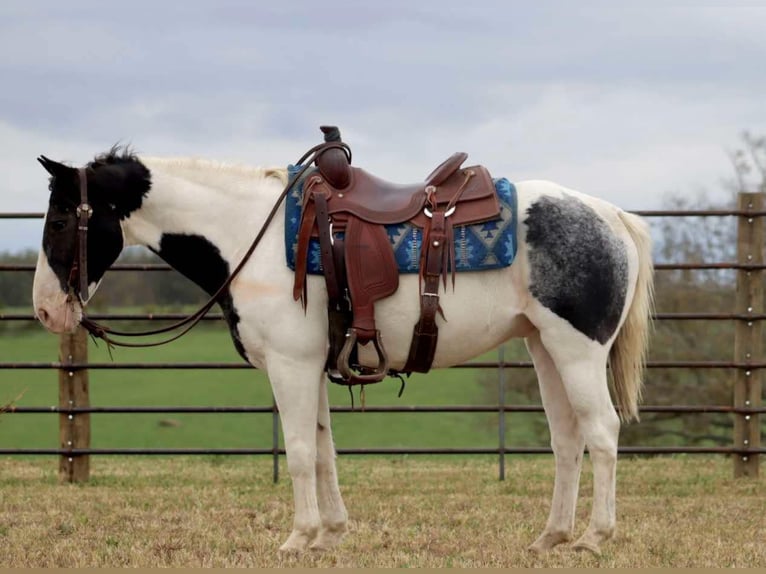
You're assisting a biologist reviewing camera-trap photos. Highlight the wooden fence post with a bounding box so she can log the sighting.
[497,345,506,481]
[733,192,764,478]
[59,327,90,483]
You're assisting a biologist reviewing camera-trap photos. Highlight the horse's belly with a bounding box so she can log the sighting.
[357,267,531,370]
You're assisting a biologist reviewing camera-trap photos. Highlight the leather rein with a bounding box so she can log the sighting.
[76,142,350,349]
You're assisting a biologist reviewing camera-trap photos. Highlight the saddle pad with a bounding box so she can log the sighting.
[284,164,518,275]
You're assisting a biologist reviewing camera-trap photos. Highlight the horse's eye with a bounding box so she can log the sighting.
[49,220,67,231]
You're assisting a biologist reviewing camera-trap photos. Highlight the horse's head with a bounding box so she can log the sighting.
[33,149,151,333]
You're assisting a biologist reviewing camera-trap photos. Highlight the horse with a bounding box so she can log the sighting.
[32,143,653,555]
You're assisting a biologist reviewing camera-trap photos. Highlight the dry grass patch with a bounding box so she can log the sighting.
[0,455,763,567]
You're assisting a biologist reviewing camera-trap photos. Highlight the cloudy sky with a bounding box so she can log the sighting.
[1,1,765,251]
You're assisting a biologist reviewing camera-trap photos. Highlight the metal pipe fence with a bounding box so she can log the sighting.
[0,200,763,482]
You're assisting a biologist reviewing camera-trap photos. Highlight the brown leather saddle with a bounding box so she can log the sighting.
[293,126,501,385]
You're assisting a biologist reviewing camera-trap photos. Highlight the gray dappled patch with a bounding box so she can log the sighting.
[524,195,628,344]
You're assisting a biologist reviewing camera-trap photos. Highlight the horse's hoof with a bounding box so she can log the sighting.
[278,529,317,554]
[572,533,601,556]
[528,530,572,554]
[309,526,347,551]
[572,538,602,556]
[572,526,613,556]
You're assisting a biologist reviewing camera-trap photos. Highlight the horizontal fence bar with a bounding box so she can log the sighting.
[652,313,766,320]
[630,209,766,217]
[3,361,766,370]
[5,312,766,322]
[4,405,765,414]
[1,446,763,456]
[0,212,45,219]
[653,263,766,271]
[6,210,766,219]
[4,262,766,272]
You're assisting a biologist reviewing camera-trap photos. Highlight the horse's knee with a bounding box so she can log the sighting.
[285,439,317,478]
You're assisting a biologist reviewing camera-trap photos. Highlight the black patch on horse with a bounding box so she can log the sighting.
[152,233,247,360]
[86,146,151,218]
[524,195,628,344]
[40,146,151,292]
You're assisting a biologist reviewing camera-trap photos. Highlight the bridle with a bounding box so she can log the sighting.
[68,167,93,305]
[75,141,350,349]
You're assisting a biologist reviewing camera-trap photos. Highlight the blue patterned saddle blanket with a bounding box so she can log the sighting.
[284,164,518,274]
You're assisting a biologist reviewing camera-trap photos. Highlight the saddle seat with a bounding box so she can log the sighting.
[313,155,500,231]
[321,152,469,225]
[293,127,501,385]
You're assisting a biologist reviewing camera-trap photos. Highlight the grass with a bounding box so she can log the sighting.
[0,325,541,451]
[0,455,762,567]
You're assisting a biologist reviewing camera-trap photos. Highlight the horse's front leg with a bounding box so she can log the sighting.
[267,355,324,552]
[311,375,348,550]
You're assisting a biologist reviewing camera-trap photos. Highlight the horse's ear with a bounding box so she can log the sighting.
[37,155,73,178]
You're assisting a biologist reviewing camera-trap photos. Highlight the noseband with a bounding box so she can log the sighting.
[68,167,93,304]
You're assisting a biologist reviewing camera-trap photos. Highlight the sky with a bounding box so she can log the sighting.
[2,1,765,251]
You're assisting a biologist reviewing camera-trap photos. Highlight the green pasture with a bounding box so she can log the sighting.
[0,323,543,451]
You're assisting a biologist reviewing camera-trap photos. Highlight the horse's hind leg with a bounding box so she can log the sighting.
[311,375,348,550]
[539,327,620,555]
[526,330,585,553]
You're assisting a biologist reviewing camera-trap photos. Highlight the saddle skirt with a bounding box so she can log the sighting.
[284,165,519,276]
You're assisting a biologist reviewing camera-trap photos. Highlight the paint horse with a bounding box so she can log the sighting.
[32,139,653,555]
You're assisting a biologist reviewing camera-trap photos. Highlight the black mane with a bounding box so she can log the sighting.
[88,144,140,170]
[85,144,151,219]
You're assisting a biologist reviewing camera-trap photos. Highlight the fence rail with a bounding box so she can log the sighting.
[1,447,764,456]
[5,405,766,414]
[1,201,763,482]
[2,360,766,369]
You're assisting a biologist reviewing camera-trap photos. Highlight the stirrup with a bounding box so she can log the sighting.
[337,328,389,383]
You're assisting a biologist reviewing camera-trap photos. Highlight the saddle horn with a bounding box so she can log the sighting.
[317,125,351,189]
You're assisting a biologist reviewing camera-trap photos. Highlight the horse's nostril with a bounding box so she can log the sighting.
[37,308,49,323]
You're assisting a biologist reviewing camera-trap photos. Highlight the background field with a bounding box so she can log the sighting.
[0,455,763,567]
[1,324,541,452]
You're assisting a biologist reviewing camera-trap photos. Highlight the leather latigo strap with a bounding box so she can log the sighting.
[292,199,316,306]
[313,191,341,303]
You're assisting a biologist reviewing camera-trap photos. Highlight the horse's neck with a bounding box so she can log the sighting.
[121,158,287,262]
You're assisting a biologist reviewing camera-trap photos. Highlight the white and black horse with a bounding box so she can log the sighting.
[33,146,653,555]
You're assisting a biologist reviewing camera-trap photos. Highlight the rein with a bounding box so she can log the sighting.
[79,141,351,349]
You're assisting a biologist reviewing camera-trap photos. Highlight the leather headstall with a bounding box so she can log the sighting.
[69,167,93,304]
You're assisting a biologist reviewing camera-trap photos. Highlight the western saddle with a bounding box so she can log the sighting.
[293,126,501,385]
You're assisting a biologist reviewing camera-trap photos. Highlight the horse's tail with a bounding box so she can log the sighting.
[610,210,654,423]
